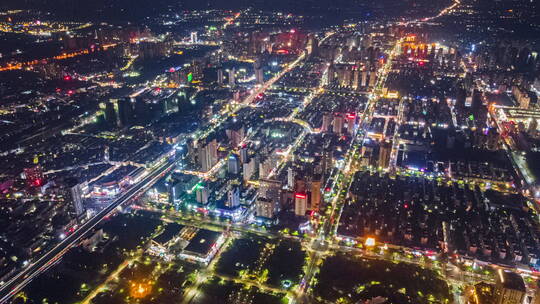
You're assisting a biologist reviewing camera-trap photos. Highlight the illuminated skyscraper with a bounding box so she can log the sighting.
[346,113,356,135]
[65,178,85,219]
[369,70,377,87]
[294,192,308,216]
[259,179,281,203]
[326,64,335,85]
[256,196,278,219]
[310,175,322,211]
[243,158,256,182]
[322,148,333,175]
[228,154,240,174]
[228,68,236,87]
[217,68,224,85]
[198,139,218,172]
[322,112,332,132]
[341,67,352,87]
[239,145,248,164]
[306,34,319,56]
[226,185,240,208]
[196,185,209,204]
[333,113,344,135]
[190,31,198,44]
[254,58,264,84]
[361,69,368,87]
[353,67,360,90]
[287,167,295,189]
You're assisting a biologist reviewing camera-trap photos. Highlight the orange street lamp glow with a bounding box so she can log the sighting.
[130,282,151,298]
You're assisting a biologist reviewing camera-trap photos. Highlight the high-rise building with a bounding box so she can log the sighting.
[326,64,335,85]
[494,270,525,304]
[104,101,117,127]
[117,97,134,128]
[196,186,209,204]
[208,139,218,168]
[259,161,270,179]
[486,128,500,151]
[369,70,377,87]
[233,90,241,101]
[361,69,368,87]
[190,59,205,80]
[287,167,295,189]
[259,179,281,203]
[295,174,307,193]
[306,34,319,57]
[294,192,308,216]
[190,31,198,44]
[65,178,85,219]
[256,196,278,219]
[226,126,245,147]
[187,138,198,164]
[228,68,236,87]
[353,67,360,90]
[255,68,264,84]
[341,68,352,87]
[310,176,322,211]
[228,154,240,174]
[217,68,224,85]
[226,185,240,208]
[198,139,218,172]
[243,158,256,182]
[333,113,344,135]
[322,148,333,175]
[379,141,392,169]
[528,119,538,136]
[198,144,209,172]
[168,179,182,205]
[239,145,248,164]
[322,112,333,132]
[346,113,356,135]
[254,58,264,84]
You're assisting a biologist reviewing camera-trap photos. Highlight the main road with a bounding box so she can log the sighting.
[296,38,400,303]
[296,0,463,301]
[0,157,180,303]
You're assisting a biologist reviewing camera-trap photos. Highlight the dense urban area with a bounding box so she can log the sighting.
[0,0,539,303]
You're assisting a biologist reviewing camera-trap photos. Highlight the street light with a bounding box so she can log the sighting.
[365,237,376,247]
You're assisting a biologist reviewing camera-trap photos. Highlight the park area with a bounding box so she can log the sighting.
[313,253,452,304]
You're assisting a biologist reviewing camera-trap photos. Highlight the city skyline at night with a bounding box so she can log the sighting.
[0,0,539,303]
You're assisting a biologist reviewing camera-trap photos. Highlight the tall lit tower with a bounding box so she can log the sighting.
[228,68,236,87]
[190,31,198,44]
[217,67,224,85]
[254,58,264,84]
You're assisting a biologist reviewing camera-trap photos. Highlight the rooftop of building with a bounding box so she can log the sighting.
[183,229,221,256]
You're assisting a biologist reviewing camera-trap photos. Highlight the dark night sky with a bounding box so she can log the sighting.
[0,0,446,22]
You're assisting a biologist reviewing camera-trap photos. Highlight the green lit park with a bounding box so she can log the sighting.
[312,253,453,304]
